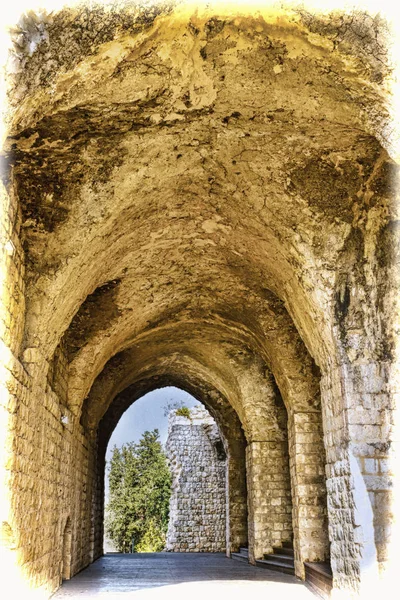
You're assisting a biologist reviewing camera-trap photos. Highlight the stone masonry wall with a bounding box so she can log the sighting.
[165,407,226,552]
[3,3,398,598]
[0,180,97,595]
[246,441,293,562]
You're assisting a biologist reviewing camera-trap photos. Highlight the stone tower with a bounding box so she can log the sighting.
[165,407,226,552]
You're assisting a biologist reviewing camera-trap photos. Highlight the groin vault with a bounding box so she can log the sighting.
[0,1,398,598]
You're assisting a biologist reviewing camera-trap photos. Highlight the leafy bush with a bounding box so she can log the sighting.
[175,406,191,418]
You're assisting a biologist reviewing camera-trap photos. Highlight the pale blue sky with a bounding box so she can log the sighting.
[105,386,201,464]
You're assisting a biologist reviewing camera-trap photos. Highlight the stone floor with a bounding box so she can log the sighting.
[52,553,315,599]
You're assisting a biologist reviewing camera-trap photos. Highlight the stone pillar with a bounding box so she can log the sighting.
[321,364,384,599]
[288,411,329,579]
[246,440,292,563]
[91,437,105,562]
[226,443,247,555]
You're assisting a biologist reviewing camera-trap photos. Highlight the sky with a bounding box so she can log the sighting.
[105,386,201,467]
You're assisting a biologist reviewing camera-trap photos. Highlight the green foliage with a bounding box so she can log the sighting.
[175,406,191,418]
[105,429,171,553]
[135,519,166,552]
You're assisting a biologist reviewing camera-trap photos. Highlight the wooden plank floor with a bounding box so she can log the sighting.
[52,553,316,599]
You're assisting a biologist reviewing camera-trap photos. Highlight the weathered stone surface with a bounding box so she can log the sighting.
[0,1,398,598]
[165,407,226,552]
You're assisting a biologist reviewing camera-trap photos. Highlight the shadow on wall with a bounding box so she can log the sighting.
[61,517,72,582]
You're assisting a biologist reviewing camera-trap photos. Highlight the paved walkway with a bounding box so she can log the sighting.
[52,553,315,599]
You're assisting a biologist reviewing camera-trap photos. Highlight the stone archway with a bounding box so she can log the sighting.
[1,2,398,599]
[92,375,249,562]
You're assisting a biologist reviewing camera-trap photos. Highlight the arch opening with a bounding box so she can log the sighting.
[95,381,248,562]
[104,387,205,554]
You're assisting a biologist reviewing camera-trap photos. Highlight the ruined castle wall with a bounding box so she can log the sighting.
[165,407,226,552]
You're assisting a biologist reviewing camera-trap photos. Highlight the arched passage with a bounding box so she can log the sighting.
[77,331,328,574]
[1,3,398,599]
[78,318,329,575]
